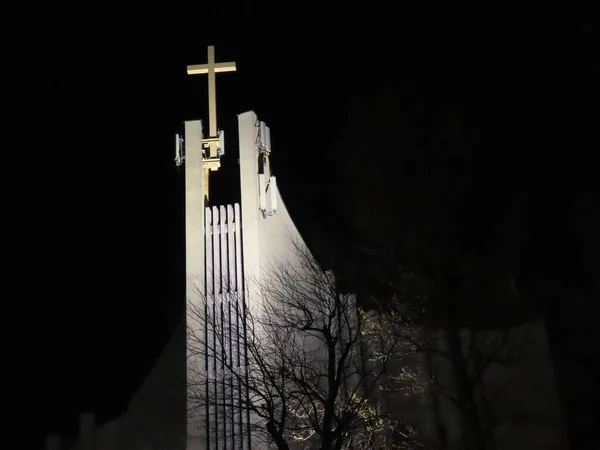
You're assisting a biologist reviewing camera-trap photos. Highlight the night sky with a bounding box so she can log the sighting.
[13,12,597,448]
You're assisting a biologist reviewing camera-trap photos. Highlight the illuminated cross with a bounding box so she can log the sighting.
[187,45,236,159]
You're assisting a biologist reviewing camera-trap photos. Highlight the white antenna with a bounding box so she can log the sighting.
[258,174,267,211]
[265,125,271,154]
[269,176,278,214]
[260,176,278,218]
[217,130,225,157]
[257,121,271,155]
[175,134,184,166]
[259,121,267,148]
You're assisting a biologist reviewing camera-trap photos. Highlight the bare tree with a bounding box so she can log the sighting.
[367,290,547,450]
[187,243,422,450]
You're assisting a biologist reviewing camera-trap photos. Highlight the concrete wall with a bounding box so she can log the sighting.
[238,110,306,290]
[184,120,206,449]
[378,319,568,450]
[237,111,309,449]
[183,111,309,449]
[47,322,187,450]
[185,119,206,292]
[359,318,566,450]
[111,322,187,450]
[47,110,566,450]
[183,111,310,449]
[472,320,567,450]
[43,123,204,450]
[200,204,248,450]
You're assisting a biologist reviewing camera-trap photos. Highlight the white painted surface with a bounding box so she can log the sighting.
[185,120,205,296]
[198,203,247,450]
[185,120,206,449]
[184,111,309,449]
[238,111,306,292]
[238,111,308,449]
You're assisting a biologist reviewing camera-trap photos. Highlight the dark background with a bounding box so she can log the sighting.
[10,10,597,448]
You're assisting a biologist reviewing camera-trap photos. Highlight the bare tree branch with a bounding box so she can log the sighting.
[187,242,423,449]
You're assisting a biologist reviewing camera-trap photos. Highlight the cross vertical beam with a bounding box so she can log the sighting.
[207,45,217,138]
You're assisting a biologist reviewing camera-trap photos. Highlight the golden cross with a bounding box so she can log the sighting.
[187,45,236,157]
[187,46,236,202]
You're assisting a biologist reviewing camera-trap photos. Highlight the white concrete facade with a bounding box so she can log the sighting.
[184,111,307,450]
[199,203,247,450]
[185,120,207,449]
[44,109,566,450]
[238,110,306,289]
[237,111,308,450]
[45,111,320,450]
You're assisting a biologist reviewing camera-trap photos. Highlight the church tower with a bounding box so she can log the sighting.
[182,47,306,450]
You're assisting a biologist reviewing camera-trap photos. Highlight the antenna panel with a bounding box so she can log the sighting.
[265,125,271,153]
[258,174,267,212]
[218,130,225,156]
[269,176,278,213]
[175,133,184,166]
[259,121,267,148]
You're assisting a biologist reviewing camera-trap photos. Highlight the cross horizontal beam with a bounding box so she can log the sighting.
[187,62,236,75]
